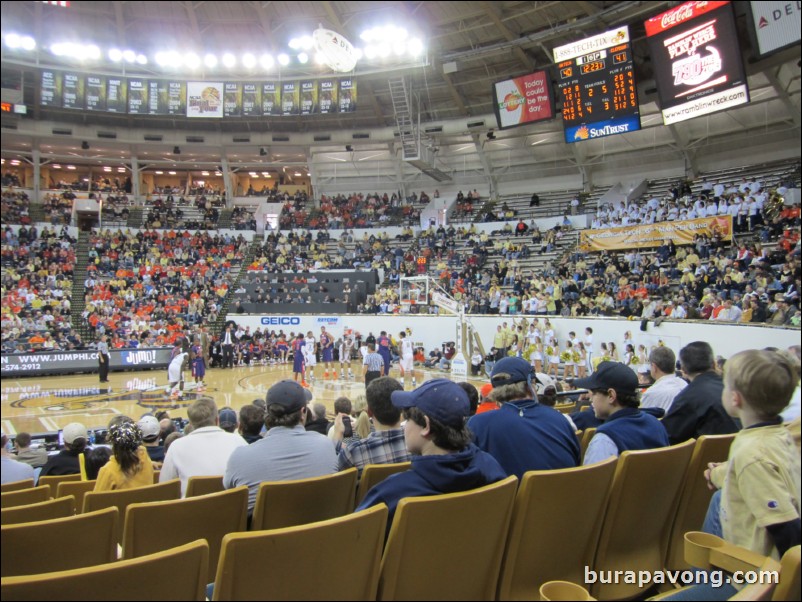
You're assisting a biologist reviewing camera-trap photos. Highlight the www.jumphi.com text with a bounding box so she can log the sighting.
[584,566,778,589]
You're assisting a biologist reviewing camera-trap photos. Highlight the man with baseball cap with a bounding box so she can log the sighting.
[467,357,579,479]
[137,415,165,464]
[355,378,506,528]
[224,380,337,515]
[574,361,669,465]
[40,422,90,477]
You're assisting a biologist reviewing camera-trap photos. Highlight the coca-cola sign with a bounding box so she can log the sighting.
[645,0,729,36]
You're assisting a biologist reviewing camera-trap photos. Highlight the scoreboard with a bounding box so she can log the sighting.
[553,26,641,143]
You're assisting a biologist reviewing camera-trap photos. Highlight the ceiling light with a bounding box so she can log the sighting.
[204,53,218,68]
[214,171,222,176]
[277,53,290,66]
[364,46,377,59]
[288,38,301,50]
[393,42,406,56]
[260,54,274,69]
[123,49,136,63]
[300,36,314,50]
[103,166,112,172]
[52,164,61,169]
[21,36,36,51]
[408,38,423,57]
[261,172,270,176]
[4,33,21,49]
[184,53,200,69]
[297,52,309,64]
[155,51,170,66]
[108,48,123,62]
[66,165,76,170]
[242,53,256,69]
[155,171,163,175]
[84,45,101,60]
[222,53,236,68]
[136,54,148,65]
[10,160,21,166]
[117,167,126,172]
[377,43,391,58]
[168,171,177,175]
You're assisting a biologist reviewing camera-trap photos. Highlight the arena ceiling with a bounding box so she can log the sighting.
[1,1,800,183]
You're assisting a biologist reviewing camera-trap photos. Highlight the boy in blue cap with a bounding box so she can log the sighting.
[355,378,506,527]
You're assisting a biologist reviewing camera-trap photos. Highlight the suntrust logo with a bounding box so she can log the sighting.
[261,317,301,325]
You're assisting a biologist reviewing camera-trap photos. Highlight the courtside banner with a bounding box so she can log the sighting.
[0,348,172,377]
[645,1,749,125]
[579,215,732,251]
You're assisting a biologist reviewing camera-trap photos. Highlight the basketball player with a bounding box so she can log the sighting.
[339,331,355,379]
[398,330,416,388]
[320,326,334,378]
[167,340,189,399]
[304,330,317,382]
[190,336,206,391]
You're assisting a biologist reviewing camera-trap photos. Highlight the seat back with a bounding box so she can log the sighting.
[185,475,225,498]
[251,468,357,531]
[0,479,34,493]
[56,480,97,513]
[0,495,76,526]
[590,439,695,600]
[378,475,518,601]
[356,462,412,507]
[83,479,181,542]
[774,545,801,602]
[122,486,248,583]
[37,473,81,491]
[0,486,50,509]
[212,505,388,601]
[665,434,735,571]
[1,507,118,577]
[0,539,209,601]
[579,428,596,463]
[497,457,617,600]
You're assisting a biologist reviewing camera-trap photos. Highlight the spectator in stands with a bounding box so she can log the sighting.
[355,378,506,529]
[137,415,165,465]
[468,357,580,478]
[39,422,88,477]
[639,346,687,414]
[336,377,412,479]
[304,402,329,436]
[239,404,266,444]
[160,397,247,496]
[702,349,800,573]
[12,432,48,468]
[1,433,34,484]
[95,418,155,491]
[662,342,739,445]
[575,362,669,465]
[218,408,238,433]
[223,380,337,515]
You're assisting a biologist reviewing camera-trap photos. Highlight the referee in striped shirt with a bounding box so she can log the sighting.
[363,343,384,387]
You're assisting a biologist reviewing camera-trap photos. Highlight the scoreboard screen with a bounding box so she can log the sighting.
[553,26,641,143]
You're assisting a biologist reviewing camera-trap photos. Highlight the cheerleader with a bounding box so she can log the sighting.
[546,338,560,378]
[576,342,588,378]
[608,342,620,362]
[637,344,649,371]
[562,340,576,379]
[530,340,543,373]
[623,344,636,367]
[291,334,306,384]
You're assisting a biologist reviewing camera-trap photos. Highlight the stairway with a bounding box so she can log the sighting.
[126,206,143,228]
[212,238,262,335]
[217,208,233,229]
[69,230,93,341]
[28,203,47,224]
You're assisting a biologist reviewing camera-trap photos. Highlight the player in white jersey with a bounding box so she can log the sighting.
[167,349,189,398]
[303,331,317,382]
[398,330,416,388]
[339,333,355,379]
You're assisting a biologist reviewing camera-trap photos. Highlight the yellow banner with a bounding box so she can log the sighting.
[579,215,733,252]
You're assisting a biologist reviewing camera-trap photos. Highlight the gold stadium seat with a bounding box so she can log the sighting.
[355,462,411,507]
[212,505,388,601]
[0,485,51,509]
[122,486,248,583]
[378,475,518,601]
[82,478,181,542]
[0,539,209,601]
[185,474,225,498]
[37,473,81,491]
[497,457,617,600]
[579,428,597,463]
[589,439,695,600]
[250,468,357,531]
[0,479,35,493]
[1,507,117,577]
[0,495,75,526]
[665,434,735,571]
[56,479,97,513]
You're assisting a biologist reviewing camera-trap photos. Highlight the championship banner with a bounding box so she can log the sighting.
[579,215,732,251]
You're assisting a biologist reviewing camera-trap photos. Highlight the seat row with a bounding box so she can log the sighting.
[5,434,791,601]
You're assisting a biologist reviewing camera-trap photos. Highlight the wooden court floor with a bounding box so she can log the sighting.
[1,363,486,436]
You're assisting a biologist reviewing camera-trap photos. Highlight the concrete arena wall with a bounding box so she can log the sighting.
[226,314,800,361]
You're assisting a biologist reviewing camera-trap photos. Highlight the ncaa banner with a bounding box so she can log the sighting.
[579,215,732,252]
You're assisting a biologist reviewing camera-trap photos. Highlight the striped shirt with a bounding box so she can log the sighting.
[363,352,384,372]
[338,429,412,477]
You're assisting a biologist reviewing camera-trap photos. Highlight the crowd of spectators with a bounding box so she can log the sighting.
[80,229,246,345]
[230,205,257,230]
[1,190,31,225]
[1,225,76,352]
[143,195,220,230]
